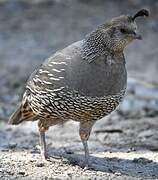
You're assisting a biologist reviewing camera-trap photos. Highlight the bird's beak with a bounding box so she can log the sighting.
[132,32,142,40]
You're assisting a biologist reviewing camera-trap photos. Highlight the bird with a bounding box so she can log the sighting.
[8,9,149,167]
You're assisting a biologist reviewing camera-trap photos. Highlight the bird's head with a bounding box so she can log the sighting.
[104,9,149,52]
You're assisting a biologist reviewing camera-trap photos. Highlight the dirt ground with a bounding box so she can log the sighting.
[0,0,158,179]
[1,116,158,180]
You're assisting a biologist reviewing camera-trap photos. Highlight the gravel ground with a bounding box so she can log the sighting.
[0,0,158,179]
[0,116,158,179]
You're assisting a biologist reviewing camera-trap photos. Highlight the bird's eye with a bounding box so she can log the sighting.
[120,28,128,34]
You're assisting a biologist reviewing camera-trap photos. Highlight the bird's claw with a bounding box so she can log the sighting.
[41,152,51,162]
[81,159,90,170]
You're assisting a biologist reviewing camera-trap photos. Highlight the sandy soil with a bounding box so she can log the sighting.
[0,116,158,179]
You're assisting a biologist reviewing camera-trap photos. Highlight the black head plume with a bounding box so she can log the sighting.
[132,9,149,21]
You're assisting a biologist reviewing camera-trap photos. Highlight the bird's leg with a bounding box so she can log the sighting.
[39,129,47,160]
[79,121,95,168]
[38,120,49,161]
[81,139,89,167]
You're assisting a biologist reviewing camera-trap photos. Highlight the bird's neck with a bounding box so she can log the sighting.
[82,28,124,63]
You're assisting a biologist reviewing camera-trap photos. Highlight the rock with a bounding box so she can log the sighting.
[8,142,17,149]
[35,162,45,167]
[133,158,152,164]
[114,172,121,176]
[64,148,74,154]
[18,171,25,175]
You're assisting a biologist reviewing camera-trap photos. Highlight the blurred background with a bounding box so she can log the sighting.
[0,0,158,122]
[0,0,158,178]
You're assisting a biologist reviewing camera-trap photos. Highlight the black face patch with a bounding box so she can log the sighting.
[120,28,128,34]
[120,27,135,36]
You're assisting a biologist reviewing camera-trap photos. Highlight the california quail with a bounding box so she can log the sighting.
[9,9,149,167]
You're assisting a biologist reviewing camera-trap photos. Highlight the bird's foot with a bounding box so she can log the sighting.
[41,152,51,162]
[83,165,89,170]
[81,159,90,170]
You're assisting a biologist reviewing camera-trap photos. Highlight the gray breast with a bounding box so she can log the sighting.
[26,40,127,120]
[54,40,127,98]
[64,55,127,97]
[27,40,127,98]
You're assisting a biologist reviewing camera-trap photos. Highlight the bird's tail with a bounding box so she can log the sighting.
[8,104,37,125]
[8,106,23,125]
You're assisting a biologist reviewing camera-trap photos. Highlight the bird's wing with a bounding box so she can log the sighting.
[22,41,84,116]
[26,40,83,94]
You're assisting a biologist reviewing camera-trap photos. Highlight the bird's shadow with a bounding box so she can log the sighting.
[47,147,158,179]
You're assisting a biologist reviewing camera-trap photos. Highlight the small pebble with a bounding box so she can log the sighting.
[133,158,152,164]
[67,173,72,178]
[8,142,17,149]
[18,171,25,175]
[65,150,74,154]
[62,158,69,164]
[30,149,38,154]
[114,172,121,176]
[1,148,9,152]
[29,159,36,163]
[127,147,136,153]
[108,168,113,173]
[35,162,45,167]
